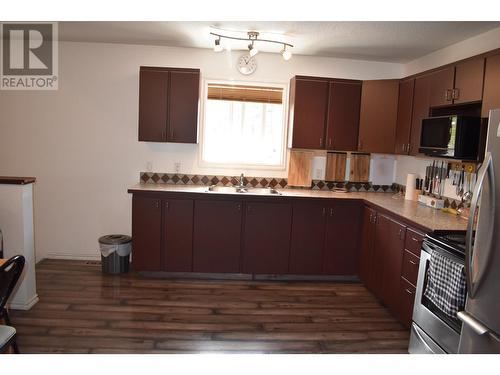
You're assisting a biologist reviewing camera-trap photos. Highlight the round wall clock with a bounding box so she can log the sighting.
[237,54,257,75]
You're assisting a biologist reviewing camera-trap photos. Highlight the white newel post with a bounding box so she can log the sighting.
[0,180,39,310]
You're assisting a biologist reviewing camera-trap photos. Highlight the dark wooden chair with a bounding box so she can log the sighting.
[0,255,25,354]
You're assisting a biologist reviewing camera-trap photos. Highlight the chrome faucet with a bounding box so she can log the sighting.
[238,173,245,188]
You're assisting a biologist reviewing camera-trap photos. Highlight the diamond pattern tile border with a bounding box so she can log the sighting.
[139,172,396,193]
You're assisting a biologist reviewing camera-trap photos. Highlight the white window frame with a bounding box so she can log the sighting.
[198,78,289,171]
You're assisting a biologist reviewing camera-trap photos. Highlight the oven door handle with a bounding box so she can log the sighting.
[412,324,435,353]
[466,152,496,298]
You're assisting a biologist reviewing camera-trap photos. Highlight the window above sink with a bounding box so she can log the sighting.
[199,80,288,170]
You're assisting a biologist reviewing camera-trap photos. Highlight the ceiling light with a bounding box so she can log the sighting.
[281,45,292,61]
[248,42,258,57]
[210,30,293,60]
[214,37,223,52]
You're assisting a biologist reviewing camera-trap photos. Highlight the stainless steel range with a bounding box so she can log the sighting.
[409,231,467,354]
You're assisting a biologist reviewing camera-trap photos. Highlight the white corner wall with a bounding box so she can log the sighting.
[0,41,402,260]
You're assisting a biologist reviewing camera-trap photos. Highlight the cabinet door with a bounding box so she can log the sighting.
[398,277,416,328]
[290,77,329,149]
[132,195,162,271]
[453,58,484,104]
[289,202,326,274]
[409,74,431,155]
[481,53,500,118]
[163,199,193,272]
[395,78,415,155]
[376,214,406,311]
[193,200,242,273]
[358,80,399,153]
[359,206,376,289]
[326,81,361,151]
[168,70,200,143]
[428,67,455,107]
[323,201,362,275]
[242,202,292,274]
[138,68,168,142]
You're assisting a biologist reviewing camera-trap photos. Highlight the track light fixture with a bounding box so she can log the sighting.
[281,44,292,61]
[210,30,293,61]
[213,37,223,52]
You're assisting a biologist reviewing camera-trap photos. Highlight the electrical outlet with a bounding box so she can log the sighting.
[174,162,181,173]
[146,161,153,172]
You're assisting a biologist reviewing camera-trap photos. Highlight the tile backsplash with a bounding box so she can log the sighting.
[140,172,397,193]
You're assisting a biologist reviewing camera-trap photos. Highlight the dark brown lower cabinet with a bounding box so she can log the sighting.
[289,202,327,275]
[242,202,292,274]
[193,199,242,273]
[132,195,162,271]
[398,277,417,327]
[163,199,193,272]
[359,206,377,289]
[323,201,362,275]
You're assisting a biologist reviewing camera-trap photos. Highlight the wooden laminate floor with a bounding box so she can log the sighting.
[10,259,410,354]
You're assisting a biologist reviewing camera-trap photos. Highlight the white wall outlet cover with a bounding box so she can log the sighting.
[146,161,153,172]
[174,162,181,173]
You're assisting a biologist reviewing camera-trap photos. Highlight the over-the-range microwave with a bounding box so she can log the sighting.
[419,115,482,160]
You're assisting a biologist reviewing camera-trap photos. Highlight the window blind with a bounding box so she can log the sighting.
[207,84,283,104]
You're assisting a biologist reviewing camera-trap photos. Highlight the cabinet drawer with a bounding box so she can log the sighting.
[399,277,417,328]
[401,249,420,286]
[405,228,425,257]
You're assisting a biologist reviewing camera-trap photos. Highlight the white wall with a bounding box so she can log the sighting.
[0,41,402,260]
[403,26,500,76]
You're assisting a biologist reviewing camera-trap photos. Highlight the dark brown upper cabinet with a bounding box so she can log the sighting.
[358,80,399,153]
[395,78,415,155]
[428,58,484,107]
[326,81,362,151]
[482,52,500,118]
[289,77,329,149]
[409,74,431,156]
[289,76,361,151]
[138,66,200,143]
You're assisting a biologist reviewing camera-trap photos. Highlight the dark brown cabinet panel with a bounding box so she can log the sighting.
[453,58,484,104]
[395,78,415,155]
[358,80,399,153]
[289,202,326,274]
[323,201,362,275]
[409,74,431,156]
[193,199,242,273]
[163,199,193,272]
[168,70,200,143]
[138,67,199,143]
[398,277,416,328]
[428,67,455,107]
[378,214,406,309]
[132,195,162,271]
[482,53,500,117]
[138,69,168,142]
[289,77,329,149]
[326,81,362,151]
[242,202,292,274]
[359,206,377,289]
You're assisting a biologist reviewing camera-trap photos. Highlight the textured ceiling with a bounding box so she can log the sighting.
[58,21,500,63]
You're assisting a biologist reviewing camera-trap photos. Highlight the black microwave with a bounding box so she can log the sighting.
[419,115,482,160]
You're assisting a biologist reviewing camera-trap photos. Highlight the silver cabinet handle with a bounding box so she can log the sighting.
[319,138,323,147]
[466,152,496,298]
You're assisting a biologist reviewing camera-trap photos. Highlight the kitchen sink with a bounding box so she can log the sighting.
[207,185,281,195]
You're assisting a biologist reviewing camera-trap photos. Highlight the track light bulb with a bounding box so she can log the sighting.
[281,46,292,61]
[248,42,258,57]
[214,37,223,52]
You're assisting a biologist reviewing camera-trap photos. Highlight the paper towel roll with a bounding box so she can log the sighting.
[405,173,416,201]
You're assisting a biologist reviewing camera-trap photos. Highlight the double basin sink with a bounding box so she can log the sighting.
[207,185,282,196]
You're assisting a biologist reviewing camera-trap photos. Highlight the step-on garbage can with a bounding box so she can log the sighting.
[99,234,132,274]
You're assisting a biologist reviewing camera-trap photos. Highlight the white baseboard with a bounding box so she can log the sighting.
[9,294,39,311]
[44,252,101,261]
